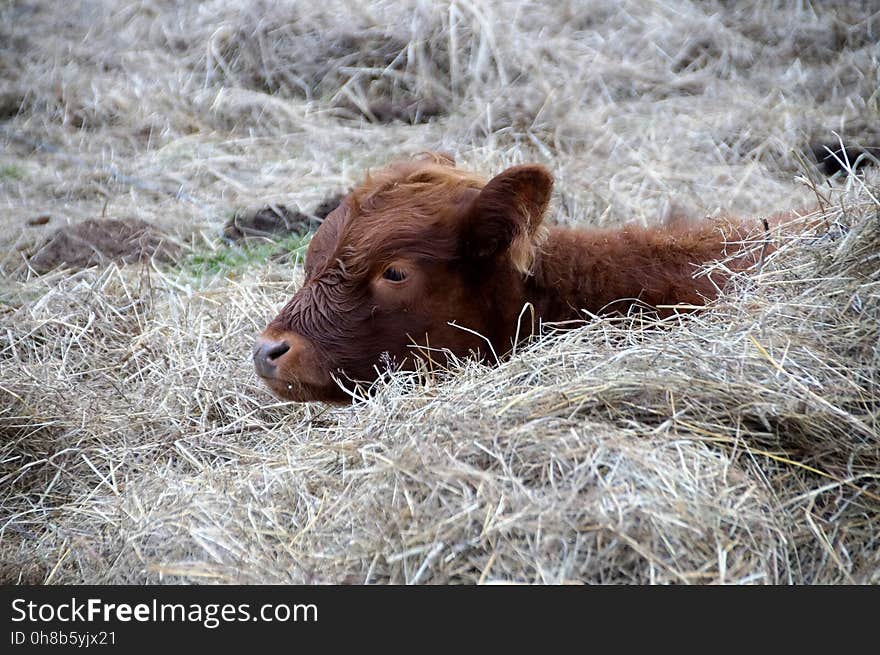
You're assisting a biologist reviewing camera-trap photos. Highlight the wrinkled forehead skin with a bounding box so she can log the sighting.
[302,198,347,281]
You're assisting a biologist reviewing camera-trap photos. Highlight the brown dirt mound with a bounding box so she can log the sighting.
[811,141,879,176]
[0,561,47,585]
[28,218,178,274]
[0,87,25,120]
[311,193,345,220]
[223,194,344,243]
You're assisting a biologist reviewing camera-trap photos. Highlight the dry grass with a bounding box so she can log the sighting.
[1,0,878,584]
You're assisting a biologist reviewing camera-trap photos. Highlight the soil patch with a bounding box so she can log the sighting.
[223,193,344,243]
[811,141,879,176]
[28,217,179,273]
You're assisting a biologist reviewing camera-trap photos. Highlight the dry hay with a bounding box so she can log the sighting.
[0,0,878,584]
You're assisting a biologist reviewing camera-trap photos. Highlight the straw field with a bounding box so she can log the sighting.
[1,0,878,584]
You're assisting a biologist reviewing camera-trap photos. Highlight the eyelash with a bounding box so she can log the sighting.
[382,267,406,282]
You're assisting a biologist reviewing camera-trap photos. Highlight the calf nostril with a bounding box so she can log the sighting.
[265,341,290,361]
[253,339,292,378]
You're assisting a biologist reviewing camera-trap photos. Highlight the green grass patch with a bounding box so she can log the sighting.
[0,164,24,180]
[181,232,312,278]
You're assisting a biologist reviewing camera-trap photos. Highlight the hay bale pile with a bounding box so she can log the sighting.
[1,0,877,583]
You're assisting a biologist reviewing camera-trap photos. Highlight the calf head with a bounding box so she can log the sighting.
[255,154,553,402]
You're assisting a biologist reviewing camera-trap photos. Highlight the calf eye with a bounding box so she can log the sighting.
[382,267,407,282]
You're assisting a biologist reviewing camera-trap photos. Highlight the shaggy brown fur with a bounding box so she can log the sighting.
[255,154,765,403]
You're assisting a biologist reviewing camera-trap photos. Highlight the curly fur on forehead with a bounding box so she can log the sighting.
[323,159,486,276]
[336,155,546,275]
[351,157,487,213]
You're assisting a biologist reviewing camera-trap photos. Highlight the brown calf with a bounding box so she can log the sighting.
[255,154,764,403]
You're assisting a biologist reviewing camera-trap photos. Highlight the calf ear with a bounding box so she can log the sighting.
[461,164,553,264]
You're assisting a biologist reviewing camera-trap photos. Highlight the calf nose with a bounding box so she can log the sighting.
[253,337,291,378]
